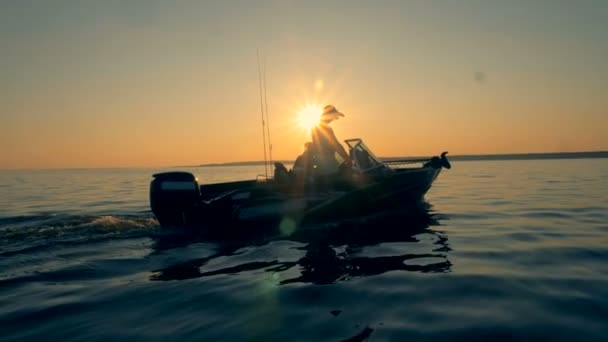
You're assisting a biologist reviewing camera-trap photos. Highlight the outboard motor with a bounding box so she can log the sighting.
[423,152,451,169]
[150,172,200,227]
[440,152,451,169]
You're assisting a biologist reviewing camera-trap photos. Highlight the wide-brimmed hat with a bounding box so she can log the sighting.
[321,105,344,118]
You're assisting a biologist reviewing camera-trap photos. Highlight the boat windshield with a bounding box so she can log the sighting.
[344,138,385,172]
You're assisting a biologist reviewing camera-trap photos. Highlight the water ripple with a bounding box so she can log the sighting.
[1,160,608,340]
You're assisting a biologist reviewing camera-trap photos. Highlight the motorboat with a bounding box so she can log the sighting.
[149,138,450,237]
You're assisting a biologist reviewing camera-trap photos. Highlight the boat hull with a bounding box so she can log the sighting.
[150,165,443,238]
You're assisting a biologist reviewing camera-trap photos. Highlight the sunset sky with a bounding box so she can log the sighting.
[1,0,607,169]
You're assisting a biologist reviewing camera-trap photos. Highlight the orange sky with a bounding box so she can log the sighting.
[1,1,607,169]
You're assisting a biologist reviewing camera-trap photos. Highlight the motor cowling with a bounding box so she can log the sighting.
[423,152,451,170]
[150,172,200,227]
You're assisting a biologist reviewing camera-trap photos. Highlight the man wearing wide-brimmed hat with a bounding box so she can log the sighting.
[310,105,353,175]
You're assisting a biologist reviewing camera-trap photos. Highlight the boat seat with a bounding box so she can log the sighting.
[274,162,290,183]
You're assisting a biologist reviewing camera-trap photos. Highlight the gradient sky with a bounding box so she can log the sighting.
[1,0,607,169]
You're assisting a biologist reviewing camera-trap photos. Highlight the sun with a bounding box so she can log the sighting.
[296,104,323,132]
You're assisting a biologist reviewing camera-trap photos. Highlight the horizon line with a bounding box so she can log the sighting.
[1,150,607,171]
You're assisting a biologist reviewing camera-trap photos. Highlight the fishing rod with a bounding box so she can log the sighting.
[257,49,268,178]
[262,55,273,170]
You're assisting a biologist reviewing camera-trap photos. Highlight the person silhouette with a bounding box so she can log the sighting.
[293,142,313,173]
[310,105,352,175]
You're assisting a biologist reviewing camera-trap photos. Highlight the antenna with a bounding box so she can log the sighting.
[257,49,268,178]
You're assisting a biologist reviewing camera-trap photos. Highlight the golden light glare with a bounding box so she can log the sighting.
[296,104,323,132]
[314,79,324,90]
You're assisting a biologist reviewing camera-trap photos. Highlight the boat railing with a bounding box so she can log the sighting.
[383,158,430,168]
[256,174,273,182]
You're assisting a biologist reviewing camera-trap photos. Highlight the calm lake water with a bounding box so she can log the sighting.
[1,159,607,341]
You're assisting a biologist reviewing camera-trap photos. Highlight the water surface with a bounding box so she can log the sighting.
[1,159,607,341]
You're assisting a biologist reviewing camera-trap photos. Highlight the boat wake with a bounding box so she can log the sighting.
[1,202,451,288]
[0,213,160,257]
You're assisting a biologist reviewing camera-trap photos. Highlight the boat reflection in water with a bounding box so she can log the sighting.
[150,203,451,284]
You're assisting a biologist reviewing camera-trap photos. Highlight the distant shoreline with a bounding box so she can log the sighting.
[3,151,606,171]
[194,151,608,167]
